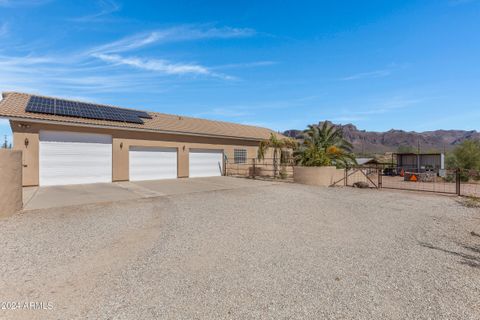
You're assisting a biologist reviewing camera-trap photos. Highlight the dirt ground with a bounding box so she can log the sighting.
[1,180,479,319]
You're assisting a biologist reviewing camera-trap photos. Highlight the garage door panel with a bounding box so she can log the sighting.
[39,173,110,186]
[189,149,223,178]
[39,131,112,186]
[129,147,177,181]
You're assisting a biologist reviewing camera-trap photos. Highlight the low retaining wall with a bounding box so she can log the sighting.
[0,150,23,218]
[293,166,344,187]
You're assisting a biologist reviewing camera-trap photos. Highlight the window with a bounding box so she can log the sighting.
[234,149,247,164]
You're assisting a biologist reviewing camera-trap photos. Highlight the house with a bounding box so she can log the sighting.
[396,152,445,173]
[0,92,278,187]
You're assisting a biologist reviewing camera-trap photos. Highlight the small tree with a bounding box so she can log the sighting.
[447,140,480,169]
[258,133,297,178]
[446,140,480,181]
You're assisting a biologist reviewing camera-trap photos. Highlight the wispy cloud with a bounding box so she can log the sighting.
[89,32,167,54]
[0,0,52,7]
[93,53,234,79]
[93,53,209,75]
[0,53,170,95]
[0,23,262,97]
[88,25,256,54]
[212,61,277,70]
[354,96,423,115]
[69,0,121,22]
[340,69,391,81]
[85,25,257,79]
[191,98,314,118]
[190,96,322,127]
[328,96,426,123]
[0,55,55,67]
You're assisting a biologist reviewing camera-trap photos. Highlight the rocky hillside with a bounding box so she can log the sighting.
[283,121,480,154]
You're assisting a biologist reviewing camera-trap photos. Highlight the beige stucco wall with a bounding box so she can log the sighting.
[293,166,344,187]
[294,166,379,188]
[11,120,264,186]
[13,131,39,186]
[0,150,23,218]
[113,137,259,181]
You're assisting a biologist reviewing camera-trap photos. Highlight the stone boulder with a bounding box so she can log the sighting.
[353,181,370,189]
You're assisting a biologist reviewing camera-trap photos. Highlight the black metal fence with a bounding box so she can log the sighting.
[331,166,381,189]
[226,159,480,197]
[332,165,480,197]
[381,168,460,195]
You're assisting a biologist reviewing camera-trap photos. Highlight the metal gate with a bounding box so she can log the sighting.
[332,166,480,197]
[380,168,459,195]
[331,166,381,188]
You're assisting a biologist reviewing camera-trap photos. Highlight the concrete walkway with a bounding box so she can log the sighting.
[22,177,276,211]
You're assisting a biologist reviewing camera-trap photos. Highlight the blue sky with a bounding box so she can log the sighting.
[1,0,480,144]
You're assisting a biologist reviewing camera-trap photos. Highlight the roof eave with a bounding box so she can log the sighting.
[395,152,443,156]
[3,115,266,142]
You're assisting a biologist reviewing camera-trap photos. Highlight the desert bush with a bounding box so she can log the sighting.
[447,140,480,181]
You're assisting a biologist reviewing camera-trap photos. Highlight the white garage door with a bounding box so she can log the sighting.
[39,131,112,186]
[129,147,177,181]
[189,149,224,178]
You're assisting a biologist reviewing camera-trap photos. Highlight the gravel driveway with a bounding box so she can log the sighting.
[1,181,479,319]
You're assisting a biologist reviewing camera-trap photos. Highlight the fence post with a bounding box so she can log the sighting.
[456,168,461,196]
[344,167,348,186]
[252,158,256,179]
[378,168,382,189]
[273,157,278,179]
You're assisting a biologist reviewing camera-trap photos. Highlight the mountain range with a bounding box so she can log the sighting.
[283,121,480,155]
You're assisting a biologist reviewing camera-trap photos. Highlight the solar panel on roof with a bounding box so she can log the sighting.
[26,96,56,115]
[25,96,151,124]
[129,110,152,119]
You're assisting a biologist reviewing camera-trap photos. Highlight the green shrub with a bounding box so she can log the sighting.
[447,140,480,171]
[445,140,480,182]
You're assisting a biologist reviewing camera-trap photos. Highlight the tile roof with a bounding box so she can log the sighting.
[0,92,279,141]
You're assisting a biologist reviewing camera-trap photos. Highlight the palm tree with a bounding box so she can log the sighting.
[257,133,297,177]
[295,122,356,167]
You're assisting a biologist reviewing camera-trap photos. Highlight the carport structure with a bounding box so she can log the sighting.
[0,92,281,187]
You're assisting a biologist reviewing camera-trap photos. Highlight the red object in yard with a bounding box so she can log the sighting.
[400,168,405,177]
